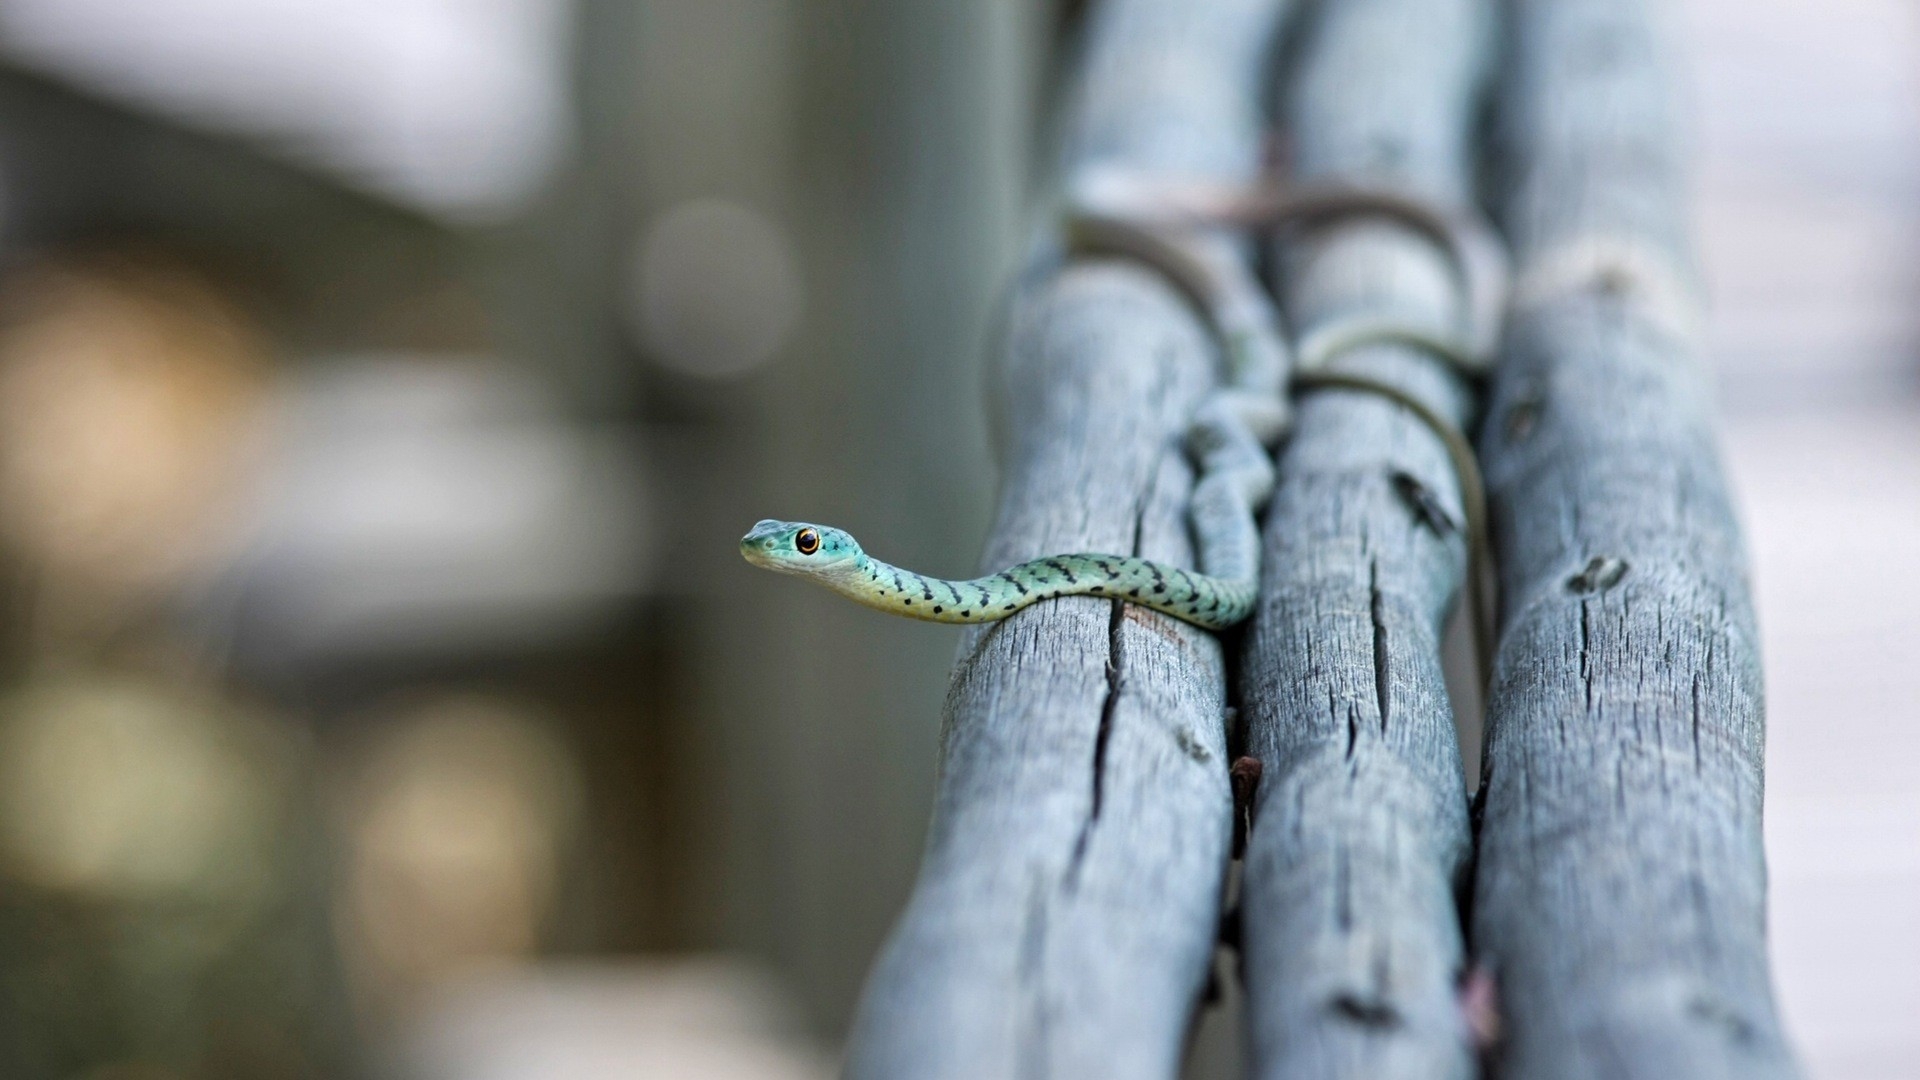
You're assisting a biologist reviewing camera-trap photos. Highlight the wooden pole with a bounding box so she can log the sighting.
[841,1,1289,1076]
[1472,1,1801,1076]
[1235,1,1494,1078]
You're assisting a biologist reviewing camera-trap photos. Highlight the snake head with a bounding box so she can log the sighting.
[740,519,863,576]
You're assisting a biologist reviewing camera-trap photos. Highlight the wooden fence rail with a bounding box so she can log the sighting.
[843,1,1288,1076]
[1472,1,1800,1076]
[1238,1,1491,1078]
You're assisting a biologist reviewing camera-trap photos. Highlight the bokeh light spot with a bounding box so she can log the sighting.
[630,199,802,379]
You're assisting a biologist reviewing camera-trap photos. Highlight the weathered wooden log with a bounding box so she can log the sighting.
[1234,1,1493,1078]
[841,1,1290,1076]
[1471,1,1801,1077]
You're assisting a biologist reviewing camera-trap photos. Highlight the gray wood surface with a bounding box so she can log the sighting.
[1235,2,1493,1078]
[1471,1,1801,1077]
[841,1,1289,1076]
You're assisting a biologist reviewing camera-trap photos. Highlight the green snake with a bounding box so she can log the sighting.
[743,176,1505,632]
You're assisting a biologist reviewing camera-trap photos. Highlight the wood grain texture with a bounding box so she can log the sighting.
[1235,2,1494,1078]
[841,1,1289,1076]
[1472,1,1801,1077]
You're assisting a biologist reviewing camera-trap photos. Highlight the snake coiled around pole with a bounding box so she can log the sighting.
[743,176,1506,645]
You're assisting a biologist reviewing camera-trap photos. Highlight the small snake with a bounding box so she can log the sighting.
[742,520,1258,630]
[742,176,1504,633]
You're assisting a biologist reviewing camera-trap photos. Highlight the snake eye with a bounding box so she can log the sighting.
[794,528,820,555]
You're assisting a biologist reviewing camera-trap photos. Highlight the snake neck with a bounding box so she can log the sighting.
[827,555,1014,623]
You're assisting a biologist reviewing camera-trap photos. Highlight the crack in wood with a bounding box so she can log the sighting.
[1370,559,1392,733]
[1067,488,1151,888]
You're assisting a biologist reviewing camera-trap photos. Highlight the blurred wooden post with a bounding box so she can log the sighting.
[1472,1,1801,1076]
[840,0,1289,1076]
[1235,1,1492,1077]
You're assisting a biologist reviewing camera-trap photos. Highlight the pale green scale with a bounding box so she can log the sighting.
[740,520,1256,631]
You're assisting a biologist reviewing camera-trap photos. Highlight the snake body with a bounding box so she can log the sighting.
[741,521,1258,630]
[742,176,1504,632]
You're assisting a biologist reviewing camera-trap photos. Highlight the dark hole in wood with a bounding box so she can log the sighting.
[1566,555,1629,594]
[1330,993,1402,1030]
[1505,397,1542,442]
[1391,470,1459,535]
[1687,994,1758,1046]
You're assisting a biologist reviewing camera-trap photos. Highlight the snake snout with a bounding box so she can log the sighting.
[740,521,790,568]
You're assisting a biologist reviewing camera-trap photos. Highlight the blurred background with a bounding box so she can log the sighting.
[0,1,1906,1079]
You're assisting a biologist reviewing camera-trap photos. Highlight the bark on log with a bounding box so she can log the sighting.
[1235,2,1494,1078]
[1471,1,1801,1076]
[842,1,1289,1076]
